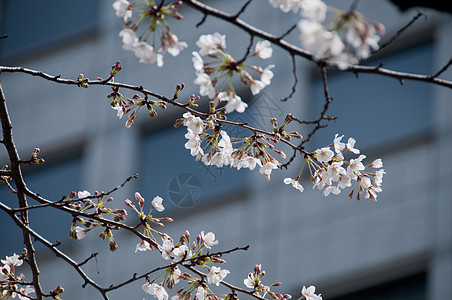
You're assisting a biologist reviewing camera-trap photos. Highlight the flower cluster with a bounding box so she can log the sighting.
[243,264,291,299]
[64,187,316,299]
[113,0,186,66]
[180,112,293,181]
[132,199,233,300]
[108,82,168,128]
[1,254,35,299]
[192,33,274,113]
[270,0,384,69]
[284,134,384,201]
[69,190,129,251]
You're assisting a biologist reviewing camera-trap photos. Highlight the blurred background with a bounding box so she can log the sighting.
[0,0,451,299]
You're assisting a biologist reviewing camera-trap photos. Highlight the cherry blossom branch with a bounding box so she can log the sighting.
[11,173,139,212]
[0,66,307,156]
[0,201,109,300]
[185,265,268,300]
[181,0,452,89]
[0,83,45,299]
[105,245,249,293]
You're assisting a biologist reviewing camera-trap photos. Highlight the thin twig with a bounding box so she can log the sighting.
[105,245,249,292]
[234,0,254,19]
[237,35,255,65]
[278,23,297,41]
[281,54,298,101]
[11,174,139,212]
[431,58,452,78]
[300,65,333,147]
[373,11,425,55]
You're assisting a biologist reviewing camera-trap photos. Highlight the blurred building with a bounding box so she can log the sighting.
[0,0,451,299]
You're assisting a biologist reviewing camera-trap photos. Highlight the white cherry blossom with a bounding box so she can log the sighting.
[299,0,327,22]
[135,240,152,253]
[75,226,87,240]
[346,137,360,154]
[142,283,169,300]
[192,51,204,75]
[244,272,257,288]
[250,79,266,95]
[200,231,219,248]
[369,158,383,168]
[113,0,131,21]
[152,196,165,212]
[218,92,248,113]
[77,190,91,199]
[207,266,230,286]
[315,147,334,163]
[301,285,322,300]
[261,65,275,85]
[196,286,207,300]
[119,28,138,51]
[166,34,188,57]
[259,161,279,181]
[171,244,192,262]
[1,254,23,268]
[196,32,226,56]
[284,177,304,192]
[158,237,174,260]
[133,41,164,66]
[194,73,216,99]
[255,40,273,59]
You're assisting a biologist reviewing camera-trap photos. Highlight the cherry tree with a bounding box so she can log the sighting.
[0,0,451,299]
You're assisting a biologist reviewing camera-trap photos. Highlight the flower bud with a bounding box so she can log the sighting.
[135,192,145,208]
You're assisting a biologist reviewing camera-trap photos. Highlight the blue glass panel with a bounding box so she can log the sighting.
[139,124,250,213]
[330,272,426,300]
[0,0,99,61]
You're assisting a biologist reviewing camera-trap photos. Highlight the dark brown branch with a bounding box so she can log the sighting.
[0,83,44,299]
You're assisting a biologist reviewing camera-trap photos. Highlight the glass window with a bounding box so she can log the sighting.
[0,156,82,255]
[310,42,434,151]
[329,272,426,300]
[139,125,248,212]
[0,0,99,61]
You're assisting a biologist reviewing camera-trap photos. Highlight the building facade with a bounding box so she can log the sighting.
[1,0,451,299]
